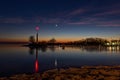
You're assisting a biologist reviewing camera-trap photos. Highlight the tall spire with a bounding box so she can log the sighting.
[35,26,39,44]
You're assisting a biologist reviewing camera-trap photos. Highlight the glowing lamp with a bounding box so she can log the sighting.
[106,43,110,45]
[112,42,115,45]
[36,26,39,31]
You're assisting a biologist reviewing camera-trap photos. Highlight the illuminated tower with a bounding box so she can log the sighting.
[35,26,39,44]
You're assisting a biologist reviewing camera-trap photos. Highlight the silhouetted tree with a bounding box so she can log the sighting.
[48,38,56,43]
[29,36,35,43]
[84,38,109,46]
[40,41,47,44]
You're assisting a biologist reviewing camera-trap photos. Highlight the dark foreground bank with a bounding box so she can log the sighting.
[0,66,120,80]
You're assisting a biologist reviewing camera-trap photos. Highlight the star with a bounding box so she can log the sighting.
[55,24,58,27]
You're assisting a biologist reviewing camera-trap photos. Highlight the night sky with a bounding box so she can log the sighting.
[0,0,120,42]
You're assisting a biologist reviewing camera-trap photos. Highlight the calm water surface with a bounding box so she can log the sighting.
[0,44,120,77]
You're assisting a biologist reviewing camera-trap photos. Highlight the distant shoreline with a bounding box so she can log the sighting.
[0,42,27,45]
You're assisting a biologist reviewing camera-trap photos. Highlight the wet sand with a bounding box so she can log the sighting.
[0,66,120,80]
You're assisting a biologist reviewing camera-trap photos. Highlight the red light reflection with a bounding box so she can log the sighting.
[35,59,39,73]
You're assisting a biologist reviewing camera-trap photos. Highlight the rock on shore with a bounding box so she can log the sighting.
[0,66,120,80]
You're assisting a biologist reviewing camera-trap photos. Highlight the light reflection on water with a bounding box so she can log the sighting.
[0,45,120,77]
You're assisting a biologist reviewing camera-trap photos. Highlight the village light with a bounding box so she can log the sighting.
[112,42,115,45]
[106,43,110,45]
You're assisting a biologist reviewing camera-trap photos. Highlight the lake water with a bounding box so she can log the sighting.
[0,44,120,77]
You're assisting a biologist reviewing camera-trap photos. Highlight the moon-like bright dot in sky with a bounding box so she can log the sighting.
[55,24,60,30]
